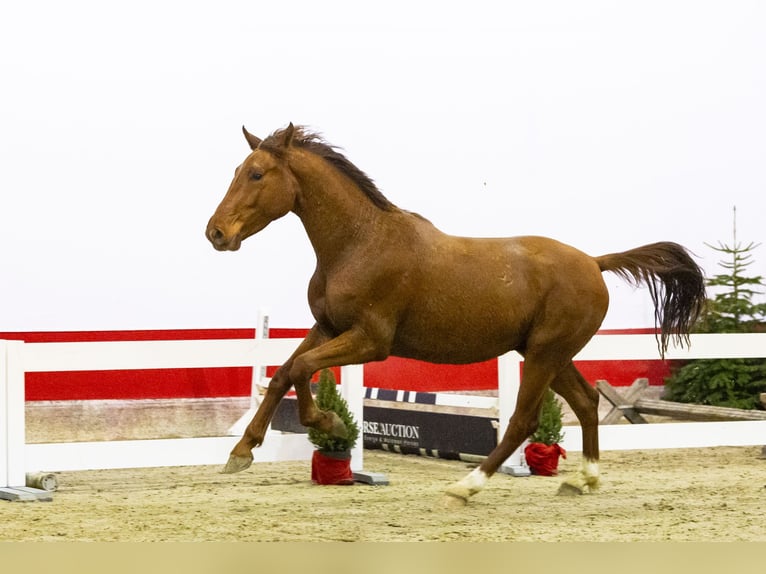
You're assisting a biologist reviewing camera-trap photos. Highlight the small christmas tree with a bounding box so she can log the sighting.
[307,369,359,453]
[529,388,565,446]
[524,388,566,476]
[664,207,766,409]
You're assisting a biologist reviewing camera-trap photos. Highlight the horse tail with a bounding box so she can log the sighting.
[595,242,707,356]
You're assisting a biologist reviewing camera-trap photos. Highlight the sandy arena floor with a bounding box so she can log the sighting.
[3,398,764,542]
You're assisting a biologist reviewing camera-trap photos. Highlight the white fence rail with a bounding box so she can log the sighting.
[3,334,766,489]
[1,338,364,488]
[494,333,766,458]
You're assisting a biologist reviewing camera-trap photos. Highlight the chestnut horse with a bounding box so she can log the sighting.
[206,124,706,505]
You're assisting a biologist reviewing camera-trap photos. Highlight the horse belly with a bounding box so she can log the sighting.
[391,340,517,365]
[391,296,529,364]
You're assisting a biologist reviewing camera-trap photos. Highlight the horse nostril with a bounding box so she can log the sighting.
[208,227,225,242]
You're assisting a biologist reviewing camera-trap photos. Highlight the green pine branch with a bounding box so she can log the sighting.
[665,209,766,410]
[529,389,565,445]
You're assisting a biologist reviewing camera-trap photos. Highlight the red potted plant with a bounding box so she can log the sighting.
[524,388,566,476]
[308,369,360,485]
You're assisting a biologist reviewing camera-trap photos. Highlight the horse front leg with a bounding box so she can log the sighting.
[222,326,331,474]
[286,326,388,433]
[223,324,388,474]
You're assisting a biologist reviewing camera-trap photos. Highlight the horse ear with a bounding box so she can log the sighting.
[242,126,262,150]
[281,122,295,148]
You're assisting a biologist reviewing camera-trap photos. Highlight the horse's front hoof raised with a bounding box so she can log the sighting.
[220,454,254,474]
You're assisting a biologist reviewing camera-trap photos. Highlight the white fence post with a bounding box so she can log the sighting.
[228,310,270,436]
[339,364,365,472]
[497,351,530,475]
[1,340,26,488]
[1,340,9,487]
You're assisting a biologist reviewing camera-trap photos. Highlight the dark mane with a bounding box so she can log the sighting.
[262,126,396,211]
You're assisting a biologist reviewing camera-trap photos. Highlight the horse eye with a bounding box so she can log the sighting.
[250,172,263,181]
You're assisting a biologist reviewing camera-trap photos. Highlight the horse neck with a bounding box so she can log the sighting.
[289,151,387,263]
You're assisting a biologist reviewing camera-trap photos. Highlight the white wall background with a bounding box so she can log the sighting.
[2,1,765,331]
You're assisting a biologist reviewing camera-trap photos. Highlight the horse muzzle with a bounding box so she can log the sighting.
[206,224,242,251]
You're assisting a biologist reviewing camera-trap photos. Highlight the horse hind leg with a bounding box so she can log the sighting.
[550,363,601,495]
[442,357,553,507]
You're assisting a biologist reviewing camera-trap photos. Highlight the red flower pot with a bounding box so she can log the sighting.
[524,442,566,476]
[311,450,354,485]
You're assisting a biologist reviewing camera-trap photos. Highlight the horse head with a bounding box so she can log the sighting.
[206,124,298,251]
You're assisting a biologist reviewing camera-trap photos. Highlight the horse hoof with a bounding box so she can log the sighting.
[440,493,468,509]
[557,481,585,496]
[328,412,348,439]
[220,454,254,474]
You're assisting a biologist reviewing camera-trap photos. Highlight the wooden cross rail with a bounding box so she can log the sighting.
[596,379,766,424]
[598,378,649,424]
